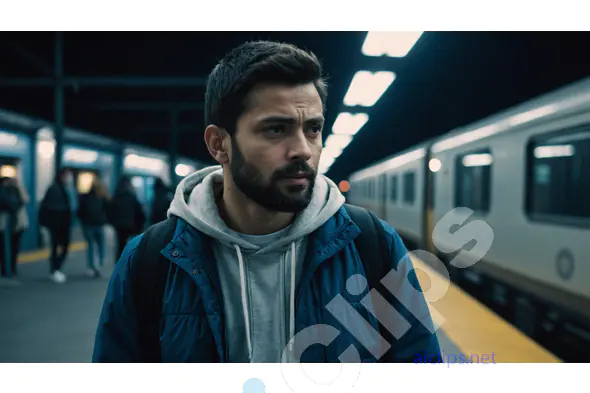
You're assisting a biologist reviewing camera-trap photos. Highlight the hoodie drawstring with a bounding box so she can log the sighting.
[234,241,297,362]
[288,241,296,353]
[235,244,253,361]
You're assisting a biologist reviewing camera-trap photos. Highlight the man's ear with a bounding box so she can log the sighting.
[204,125,231,165]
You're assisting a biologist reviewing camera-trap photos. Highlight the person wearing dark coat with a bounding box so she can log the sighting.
[78,178,110,278]
[39,168,73,284]
[150,177,173,225]
[108,176,146,260]
[0,176,28,279]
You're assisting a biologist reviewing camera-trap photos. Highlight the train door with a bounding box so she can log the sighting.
[130,175,154,220]
[423,151,437,254]
[379,173,388,219]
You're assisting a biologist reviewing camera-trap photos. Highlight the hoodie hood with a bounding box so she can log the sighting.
[168,165,345,253]
[167,165,345,362]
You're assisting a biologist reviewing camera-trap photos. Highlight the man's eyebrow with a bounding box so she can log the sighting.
[257,115,325,124]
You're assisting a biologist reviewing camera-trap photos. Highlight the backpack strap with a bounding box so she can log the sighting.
[344,203,390,292]
[344,203,393,361]
[131,215,178,362]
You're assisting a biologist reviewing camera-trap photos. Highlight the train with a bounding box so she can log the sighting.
[347,76,590,361]
[0,108,205,253]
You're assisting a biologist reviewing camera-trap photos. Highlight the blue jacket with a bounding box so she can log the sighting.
[92,206,441,362]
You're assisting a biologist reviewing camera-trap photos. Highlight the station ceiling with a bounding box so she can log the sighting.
[1,31,589,182]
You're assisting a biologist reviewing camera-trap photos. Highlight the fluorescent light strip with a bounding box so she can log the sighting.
[362,31,423,58]
[325,134,353,151]
[343,71,396,107]
[332,112,369,136]
[64,148,98,164]
[0,131,18,146]
[124,154,164,172]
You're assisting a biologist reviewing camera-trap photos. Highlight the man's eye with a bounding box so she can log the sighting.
[265,126,285,134]
[309,125,322,134]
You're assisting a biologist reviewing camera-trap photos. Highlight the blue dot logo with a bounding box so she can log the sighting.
[243,378,265,393]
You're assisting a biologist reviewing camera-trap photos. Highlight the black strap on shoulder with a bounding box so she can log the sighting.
[130,206,390,362]
[132,215,178,362]
[344,203,393,361]
[344,203,390,291]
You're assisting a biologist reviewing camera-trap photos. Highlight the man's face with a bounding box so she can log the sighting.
[228,82,324,213]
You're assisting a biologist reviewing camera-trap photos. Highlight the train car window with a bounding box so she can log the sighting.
[455,149,492,213]
[403,171,415,204]
[527,128,590,223]
[390,175,398,202]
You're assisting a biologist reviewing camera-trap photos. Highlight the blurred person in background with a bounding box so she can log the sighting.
[78,178,110,278]
[150,177,172,225]
[108,176,146,260]
[39,168,73,284]
[0,176,27,278]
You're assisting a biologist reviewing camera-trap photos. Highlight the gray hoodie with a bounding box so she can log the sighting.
[167,165,345,362]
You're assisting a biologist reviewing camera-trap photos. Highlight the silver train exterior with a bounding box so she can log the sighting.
[348,77,590,359]
[0,108,203,252]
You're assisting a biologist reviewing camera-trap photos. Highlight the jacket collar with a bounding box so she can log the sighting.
[162,205,361,269]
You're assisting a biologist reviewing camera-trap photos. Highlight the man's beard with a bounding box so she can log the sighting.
[229,140,316,213]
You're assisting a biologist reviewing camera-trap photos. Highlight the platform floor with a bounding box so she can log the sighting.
[0,232,117,362]
[0,229,538,363]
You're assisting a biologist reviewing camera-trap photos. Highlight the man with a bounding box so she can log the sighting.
[108,176,146,260]
[149,177,173,225]
[93,40,440,363]
[39,168,73,284]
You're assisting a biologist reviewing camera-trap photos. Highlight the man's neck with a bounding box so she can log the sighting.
[216,180,294,236]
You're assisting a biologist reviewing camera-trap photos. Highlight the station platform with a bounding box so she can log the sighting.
[0,229,118,362]
[0,229,561,363]
[412,256,561,363]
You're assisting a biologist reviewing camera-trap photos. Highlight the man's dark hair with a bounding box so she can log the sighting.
[205,40,328,134]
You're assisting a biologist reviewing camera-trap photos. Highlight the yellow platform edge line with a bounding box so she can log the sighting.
[411,256,562,363]
[17,241,87,265]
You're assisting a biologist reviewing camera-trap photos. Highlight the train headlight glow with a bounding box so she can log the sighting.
[428,158,442,172]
